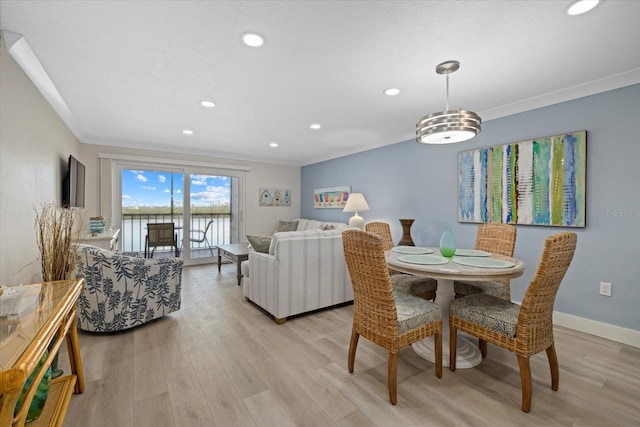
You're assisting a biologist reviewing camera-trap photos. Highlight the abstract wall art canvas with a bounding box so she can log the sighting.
[458,131,586,227]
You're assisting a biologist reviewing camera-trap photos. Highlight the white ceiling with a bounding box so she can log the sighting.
[2,1,640,166]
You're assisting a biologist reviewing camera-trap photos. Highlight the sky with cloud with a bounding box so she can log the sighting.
[122,169,230,208]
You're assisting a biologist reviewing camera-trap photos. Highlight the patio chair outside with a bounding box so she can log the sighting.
[145,223,178,258]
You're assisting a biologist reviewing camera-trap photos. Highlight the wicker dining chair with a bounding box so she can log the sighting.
[365,221,437,300]
[342,229,443,405]
[449,231,577,412]
[454,222,517,300]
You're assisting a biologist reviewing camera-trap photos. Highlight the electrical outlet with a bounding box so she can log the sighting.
[599,282,612,297]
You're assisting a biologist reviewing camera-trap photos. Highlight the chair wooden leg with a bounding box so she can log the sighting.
[348,330,359,373]
[546,344,560,391]
[449,324,457,371]
[388,351,398,405]
[517,355,533,413]
[434,332,443,378]
[479,339,488,358]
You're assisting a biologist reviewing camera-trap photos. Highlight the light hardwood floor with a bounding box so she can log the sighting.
[59,263,640,426]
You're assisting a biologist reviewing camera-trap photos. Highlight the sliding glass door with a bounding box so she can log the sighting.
[115,161,243,266]
[183,172,239,262]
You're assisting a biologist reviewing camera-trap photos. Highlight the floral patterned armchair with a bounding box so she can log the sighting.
[74,244,183,332]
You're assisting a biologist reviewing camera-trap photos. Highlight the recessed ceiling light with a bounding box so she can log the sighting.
[310,123,322,130]
[241,32,265,47]
[269,142,278,148]
[383,88,400,96]
[200,100,215,108]
[182,129,194,135]
[566,0,601,15]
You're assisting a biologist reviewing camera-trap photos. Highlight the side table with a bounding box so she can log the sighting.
[217,244,250,286]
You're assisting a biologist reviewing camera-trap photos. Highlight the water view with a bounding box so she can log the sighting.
[120,169,233,256]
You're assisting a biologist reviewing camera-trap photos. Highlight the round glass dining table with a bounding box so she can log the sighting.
[386,248,526,368]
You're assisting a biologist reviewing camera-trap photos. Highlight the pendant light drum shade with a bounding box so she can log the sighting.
[416,60,481,144]
[416,109,481,144]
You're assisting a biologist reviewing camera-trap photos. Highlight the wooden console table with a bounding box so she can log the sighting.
[0,278,85,427]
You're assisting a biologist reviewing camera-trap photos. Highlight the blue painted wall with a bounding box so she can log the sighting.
[302,83,640,331]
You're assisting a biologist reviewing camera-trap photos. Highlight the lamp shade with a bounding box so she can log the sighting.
[343,193,370,213]
[343,193,370,230]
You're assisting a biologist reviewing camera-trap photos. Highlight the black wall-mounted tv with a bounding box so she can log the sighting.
[62,155,85,208]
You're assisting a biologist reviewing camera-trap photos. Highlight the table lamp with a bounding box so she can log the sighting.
[343,193,370,229]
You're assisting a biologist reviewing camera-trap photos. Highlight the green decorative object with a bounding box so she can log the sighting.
[89,216,106,234]
[439,229,456,258]
[15,350,51,422]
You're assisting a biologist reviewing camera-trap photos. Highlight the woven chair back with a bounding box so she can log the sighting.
[342,229,398,342]
[475,223,517,256]
[517,231,577,354]
[364,221,394,251]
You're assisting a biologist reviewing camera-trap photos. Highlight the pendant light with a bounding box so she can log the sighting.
[416,60,481,144]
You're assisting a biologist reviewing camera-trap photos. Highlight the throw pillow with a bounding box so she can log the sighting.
[277,220,299,232]
[246,235,271,253]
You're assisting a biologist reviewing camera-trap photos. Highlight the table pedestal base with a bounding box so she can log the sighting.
[412,278,482,369]
[412,333,482,368]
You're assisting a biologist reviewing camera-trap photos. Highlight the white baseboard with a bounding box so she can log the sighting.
[553,311,640,348]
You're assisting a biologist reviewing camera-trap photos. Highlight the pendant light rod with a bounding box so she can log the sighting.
[445,73,450,111]
[436,59,459,112]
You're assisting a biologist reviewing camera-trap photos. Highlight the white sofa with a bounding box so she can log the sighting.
[242,219,352,323]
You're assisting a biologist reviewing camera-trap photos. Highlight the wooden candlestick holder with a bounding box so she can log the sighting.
[398,219,415,246]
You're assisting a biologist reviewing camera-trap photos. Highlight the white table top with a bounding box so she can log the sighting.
[386,248,526,282]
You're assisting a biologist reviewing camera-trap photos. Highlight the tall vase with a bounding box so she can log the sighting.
[439,229,456,257]
[398,219,415,246]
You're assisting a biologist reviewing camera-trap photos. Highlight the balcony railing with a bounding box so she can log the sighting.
[120,212,231,256]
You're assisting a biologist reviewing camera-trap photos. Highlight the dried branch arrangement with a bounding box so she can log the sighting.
[34,203,83,282]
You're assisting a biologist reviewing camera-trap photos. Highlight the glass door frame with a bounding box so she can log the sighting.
[181,167,243,265]
[112,159,245,267]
